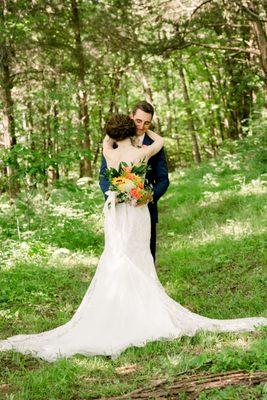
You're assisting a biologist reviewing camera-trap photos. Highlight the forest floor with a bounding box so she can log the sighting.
[0,133,266,400]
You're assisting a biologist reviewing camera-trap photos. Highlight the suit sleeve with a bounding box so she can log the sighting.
[99,155,109,199]
[151,147,170,203]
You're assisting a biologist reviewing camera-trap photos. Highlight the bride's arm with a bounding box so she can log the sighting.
[142,130,164,159]
[103,135,116,156]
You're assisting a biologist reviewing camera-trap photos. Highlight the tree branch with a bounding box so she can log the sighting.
[187,41,260,55]
[104,370,267,399]
[235,1,267,22]
[190,0,214,19]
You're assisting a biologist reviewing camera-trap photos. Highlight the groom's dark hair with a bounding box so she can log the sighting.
[104,114,136,141]
[132,101,154,117]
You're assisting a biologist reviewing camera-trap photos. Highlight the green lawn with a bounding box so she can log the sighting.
[0,133,266,399]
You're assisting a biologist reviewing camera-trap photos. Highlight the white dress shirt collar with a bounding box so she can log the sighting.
[138,133,145,145]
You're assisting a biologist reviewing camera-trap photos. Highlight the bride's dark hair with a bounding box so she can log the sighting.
[104,114,136,141]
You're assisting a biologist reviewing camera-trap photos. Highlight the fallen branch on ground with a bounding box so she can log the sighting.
[99,370,267,399]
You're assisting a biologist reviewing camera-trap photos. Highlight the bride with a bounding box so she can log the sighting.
[0,114,266,362]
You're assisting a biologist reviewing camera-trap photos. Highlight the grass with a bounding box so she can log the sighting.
[0,132,266,399]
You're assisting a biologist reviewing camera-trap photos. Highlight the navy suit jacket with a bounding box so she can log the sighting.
[99,132,170,223]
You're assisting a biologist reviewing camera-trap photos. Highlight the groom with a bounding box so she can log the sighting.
[99,101,169,261]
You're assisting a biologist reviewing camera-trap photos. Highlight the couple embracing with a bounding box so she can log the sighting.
[99,100,169,262]
[0,101,266,362]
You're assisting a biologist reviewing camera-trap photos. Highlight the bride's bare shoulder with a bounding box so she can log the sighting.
[103,145,118,159]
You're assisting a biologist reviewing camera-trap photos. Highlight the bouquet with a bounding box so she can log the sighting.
[103,160,153,207]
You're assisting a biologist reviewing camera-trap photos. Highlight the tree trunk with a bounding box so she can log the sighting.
[0,42,19,196]
[71,0,92,178]
[163,68,173,134]
[108,67,122,114]
[252,19,267,94]
[26,99,38,188]
[139,64,161,134]
[243,0,267,94]
[178,63,201,164]
[203,57,225,142]
[93,105,105,172]
[52,100,60,180]
[124,74,130,114]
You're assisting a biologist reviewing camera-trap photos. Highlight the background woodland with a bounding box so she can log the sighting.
[0,0,266,196]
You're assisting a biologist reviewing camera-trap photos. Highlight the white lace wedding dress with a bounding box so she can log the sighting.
[0,190,266,362]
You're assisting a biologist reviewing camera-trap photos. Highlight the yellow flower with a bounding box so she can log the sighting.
[134,175,142,185]
[117,184,125,192]
[112,177,126,186]
[117,179,135,192]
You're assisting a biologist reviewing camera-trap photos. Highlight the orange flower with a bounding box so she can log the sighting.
[122,166,132,172]
[124,172,136,181]
[138,182,144,189]
[130,188,142,199]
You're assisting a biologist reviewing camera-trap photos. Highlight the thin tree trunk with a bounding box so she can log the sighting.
[0,45,19,196]
[93,105,105,170]
[124,74,130,114]
[243,0,267,95]
[178,63,201,164]
[38,97,48,187]
[52,98,60,181]
[163,68,173,133]
[46,111,55,185]
[26,99,38,188]
[203,57,225,142]
[108,67,122,114]
[252,19,267,93]
[139,65,161,134]
[71,0,92,178]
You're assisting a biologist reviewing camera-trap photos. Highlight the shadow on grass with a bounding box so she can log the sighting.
[157,232,267,319]
[160,189,266,238]
[0,263,96,338]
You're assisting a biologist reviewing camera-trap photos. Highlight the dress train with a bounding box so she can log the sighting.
[0,192,266,362]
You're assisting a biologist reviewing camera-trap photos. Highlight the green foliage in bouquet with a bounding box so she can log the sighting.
[101,159,153,206]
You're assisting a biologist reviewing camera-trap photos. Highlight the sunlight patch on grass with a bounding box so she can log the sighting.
[0,201,12,213]
[202,172,220,187]
[219,220,252,237]
[198,190,233,206]
[190,219,266,247]
[196,220,252,243]
[73,356,111,371]
[239,177,267,196]
[0,309,20,322]
[48,249,99,270]
[49,202,92,220]
[198,177,266,208]
[0,239,99,271]
[220,153,242,171]
[165,218,266,250]
[0,240,53,270]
